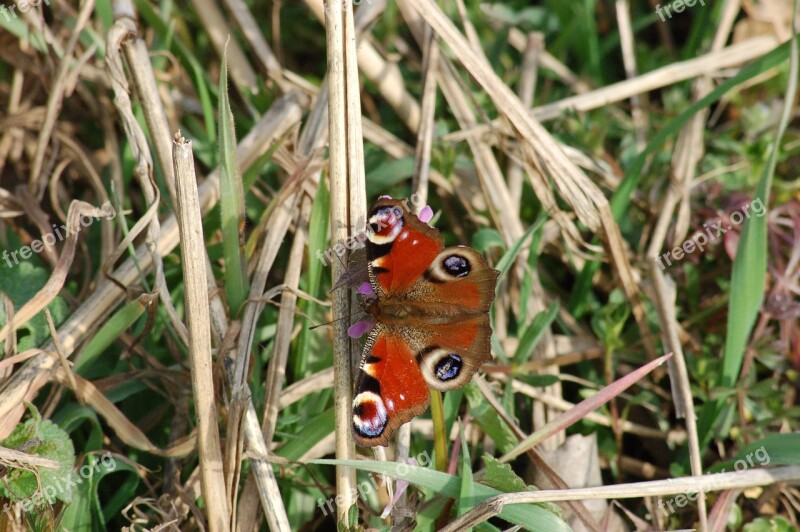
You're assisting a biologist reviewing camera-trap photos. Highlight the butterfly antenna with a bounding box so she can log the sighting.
[308,308,365,331]
[328,247,357,294]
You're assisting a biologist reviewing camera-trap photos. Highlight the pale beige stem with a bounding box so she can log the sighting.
[173,134,230,532]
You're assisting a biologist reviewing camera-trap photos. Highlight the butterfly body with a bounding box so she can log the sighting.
[350,198,499,447]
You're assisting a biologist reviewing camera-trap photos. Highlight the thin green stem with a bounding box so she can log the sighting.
[430,390,448,473]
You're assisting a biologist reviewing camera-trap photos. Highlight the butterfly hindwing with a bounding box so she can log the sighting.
[414,314,494,392]
[352,325,430,447]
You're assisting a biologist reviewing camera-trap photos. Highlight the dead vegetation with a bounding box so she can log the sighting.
[0,0,799,530]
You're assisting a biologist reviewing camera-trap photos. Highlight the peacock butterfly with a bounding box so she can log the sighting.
[345,197,499,447]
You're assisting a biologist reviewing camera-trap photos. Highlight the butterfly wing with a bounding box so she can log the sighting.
[352,325,430,447]
[352,198,498,447]
[365,198,444,295]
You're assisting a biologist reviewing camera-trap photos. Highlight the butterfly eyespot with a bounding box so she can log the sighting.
[368,206,405,246]
[352,391,388,438]
[435,354,462,381]
[443,254,471,277]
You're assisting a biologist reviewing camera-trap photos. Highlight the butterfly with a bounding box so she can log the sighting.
[346,197,499,447]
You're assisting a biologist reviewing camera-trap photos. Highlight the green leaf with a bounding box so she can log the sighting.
[52,404,105,453]
[708,433,800,473]
[514,302,559,363]
[590,291,630,352]
[472,404,518,455]
[742,516,796,532]
[482,454,528,493]
[721,54,797,388]
[307,178,330,299]
[73,295,150,375]
[0,261,68,351]
[366,157,415,194]
[442,388,465,448]
[494,214,547,286]
[458,423,474,521]
[218,40,249,317]
[296,179,331,377]
[59,451,139,530]
[415,496,450,531]
[0,8,47,51]
[277,408,335,461]
[481,456,562,520]
[706,15,799,445]
[311,459,569,531]
[479,4,558,33]
[338,502,359,530]
[516,374,561,388]
[471,228,505,255]
[0,405,76,504]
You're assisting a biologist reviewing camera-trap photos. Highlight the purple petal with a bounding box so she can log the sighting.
[348,320,373,338]
[358,282,375,297]
[418,205,434,224]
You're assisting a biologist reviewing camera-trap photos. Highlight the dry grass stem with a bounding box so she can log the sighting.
[28,0,95,197]
[222,0,285,85]
[615,0,648,150]
[173,133,230,531]
[506,32,543,209]
[651,263,708,530]
[443,465,800,531]
[0,446,60,470]
[0,2,793,529]
[0,92,304,441]
[324,0,359,519]
[188,0,257,94]
[410,23,438,208]
[447,34,781,141]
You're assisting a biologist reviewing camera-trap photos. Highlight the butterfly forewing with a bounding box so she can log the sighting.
[366,199,443,295]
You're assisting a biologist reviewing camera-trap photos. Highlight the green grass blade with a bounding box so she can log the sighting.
[306,178,330,302]
[514,302,559,363]
[276,408,335,461]
[720,14,798,388]
[294,179,329,377]
[218,41,249,317]
[458,423,474,521]
[494,213,547,286]
[613,41,795,220]
[311,459,570,531]
[708,432,800,473]
[73,296,150,375]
